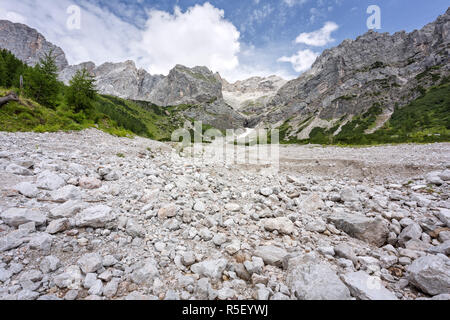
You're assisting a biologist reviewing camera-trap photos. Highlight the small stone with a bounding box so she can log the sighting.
[79,177,102,189]
[88,279,103,296]
[191,259,228,282]
[181,252,196,266]
[126,219,146,238]
[244,257,264,275]
[29,233,54,252]
[263,217,295,235]
[256,288,270,300]
[225,203,240,212]
[217,287,236,300]
[130,258,159,285]
[14,182,39,198]
[77,253,103,274]
[212,233,227,246]
[102,255,118,267]
[83,273,98,289]
[158,204,178,219]
[64,290,79,300]
[103,278,120,298]
[398,223,422,247]
[40,256,61,273]
[193,201,206,212]
[46,218,70,234]
[260,188,273,197]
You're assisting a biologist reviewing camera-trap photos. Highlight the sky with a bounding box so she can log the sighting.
[0,0,448,82]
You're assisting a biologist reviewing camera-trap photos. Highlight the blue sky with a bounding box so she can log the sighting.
[0,0,448,81]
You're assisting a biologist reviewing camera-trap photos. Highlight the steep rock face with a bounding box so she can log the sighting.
[0,20,68,70]
[221,76,287,113]
[58,62,96,84]
[58,61,164,101]
[149,65,223,107]
[183,99,247,129]
[253,8,450,129]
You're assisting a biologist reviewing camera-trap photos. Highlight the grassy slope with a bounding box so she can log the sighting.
[0,87,203,140]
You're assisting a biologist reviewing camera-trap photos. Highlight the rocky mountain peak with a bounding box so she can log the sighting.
[0,20,68,70]
[258,7,449,132]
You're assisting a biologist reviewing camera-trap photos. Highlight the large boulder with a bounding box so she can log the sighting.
[407,255,450,296]
[36,171,66,191]
[254,245,288,267]
[286,254,352,300]
[328,213,389,247]
[74,205,115,228]
[342,271,398,300]
[0,208,46,227]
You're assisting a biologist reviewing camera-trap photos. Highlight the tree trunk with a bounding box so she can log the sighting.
[0,92,19,107]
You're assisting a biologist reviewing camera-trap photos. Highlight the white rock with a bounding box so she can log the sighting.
[29,233,54,252]
[254,245,288,267]
[46,218,70,234]
[77,253,103,274]
[286,254,352,300]
[193,201,206,212]
[40,256,61,273]
[130,258,159,285]
[225,203,240,212]
[75,205,115,228]
[37,170,66,191]
[49,200,86,219]
[51,185,82,201]
[54,265,83,289]
[342,271,398,300]
[191,259,228,281]
[14,182,39,198]
[263,217,295,235]
[407,255,450,296]
[0,208,46,227]
[260,188,273,197]
[158,204,178,219]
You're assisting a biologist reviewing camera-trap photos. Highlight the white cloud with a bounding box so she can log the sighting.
[283,0,308,7]
[133,3,240,75]
[0,1,241,76]
[0,0,300,81]
[278,49,319,72]
[295,21,339,46]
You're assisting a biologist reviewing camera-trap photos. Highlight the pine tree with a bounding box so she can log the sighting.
[24,51,60,108]
[66,68,97,113]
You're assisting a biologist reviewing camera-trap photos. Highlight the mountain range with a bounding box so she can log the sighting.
[0,7,449,138]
